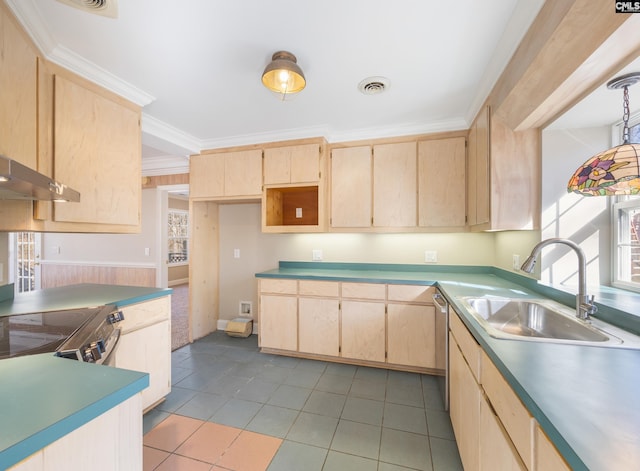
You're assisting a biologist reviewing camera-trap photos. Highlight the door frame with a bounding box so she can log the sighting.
[155,184,189,288]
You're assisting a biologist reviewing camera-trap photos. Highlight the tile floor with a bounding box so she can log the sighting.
[143,331,463,471]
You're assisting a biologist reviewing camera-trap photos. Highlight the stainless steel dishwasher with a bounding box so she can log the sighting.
[432,289,449,411]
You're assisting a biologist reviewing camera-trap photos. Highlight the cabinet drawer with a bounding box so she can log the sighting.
[387,284,435,303]
[299,280,339,297]
[481,351,534,470]
[341,282,385,300]
[260,278,297,295]
[119,297,170,333]
[449,307,481,381]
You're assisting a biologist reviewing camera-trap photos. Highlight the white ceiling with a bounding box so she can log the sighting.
[6,0,639,174]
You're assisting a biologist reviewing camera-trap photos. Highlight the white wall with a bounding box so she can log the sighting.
[42,188,159,269]
[540,127,612,288]
[217,202,500,321]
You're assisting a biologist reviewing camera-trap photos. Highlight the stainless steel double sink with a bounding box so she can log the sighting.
[458,296,640,348]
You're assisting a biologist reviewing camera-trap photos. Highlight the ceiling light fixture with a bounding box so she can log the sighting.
[261,51,306,100]
[568,72,640,196]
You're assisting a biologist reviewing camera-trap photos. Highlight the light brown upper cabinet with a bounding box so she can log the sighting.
[467,106,490,227]
[418,137,466,228]
[373,142,417,228]
[0,3,37,169]
[468,105,540,231]
[262,139,328,233]
[190,149,263,200]
[264,143,321,185]
[51,71,141,227]
[330,146,372,228]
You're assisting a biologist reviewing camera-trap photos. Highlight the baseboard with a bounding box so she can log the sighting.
[169,278,189,287]
[217,318,258,334]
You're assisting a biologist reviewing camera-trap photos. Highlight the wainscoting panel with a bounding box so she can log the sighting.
[41,263,156,288]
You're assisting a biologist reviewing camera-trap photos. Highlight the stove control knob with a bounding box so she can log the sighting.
[83,342,103,362]
[108,310,125,324]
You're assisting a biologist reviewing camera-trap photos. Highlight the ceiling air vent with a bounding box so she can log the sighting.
[358,76,390,95]
[55,0,118,18]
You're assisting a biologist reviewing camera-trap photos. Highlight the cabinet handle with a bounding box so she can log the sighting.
[432,293,448,313]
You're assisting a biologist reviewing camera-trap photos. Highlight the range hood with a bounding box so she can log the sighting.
[0,155,80,202]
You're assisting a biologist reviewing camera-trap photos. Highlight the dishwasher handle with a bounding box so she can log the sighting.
[432,292,448,313]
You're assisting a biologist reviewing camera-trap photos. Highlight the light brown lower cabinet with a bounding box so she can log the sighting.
[480,392,527,470]
[387,303,436,367]
[259,294,298,351]
[535,425,571,471]
[449,330,481,471]
[341,300,386,362]
[449,306,572,471]
[298,297,339,356]
[258,279,442,373]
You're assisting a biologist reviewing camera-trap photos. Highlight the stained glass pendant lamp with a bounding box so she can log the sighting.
[567,72,640,196]
[261,51,306,100]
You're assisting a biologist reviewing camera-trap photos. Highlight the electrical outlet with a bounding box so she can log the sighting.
[233,248,240,259]
[513,254,520,270]
[425,250,438,263]
[295,207,303,218]
[312,249,323,261]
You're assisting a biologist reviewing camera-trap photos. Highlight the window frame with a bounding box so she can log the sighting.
[610,113,640,292]
[167,208,189,266]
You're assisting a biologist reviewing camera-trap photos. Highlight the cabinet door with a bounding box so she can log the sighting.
[264,143,319,185]
[341,300,385,362]
[0,5,37,169]
[224,149,263,196]
[418,137,466,227]
[299,297,339,356]
[259,295,297,351]
[449,332,481,471]
[468,106,490,226]
[330,146,372,228]
[373,142,417,227]
[114,320,171,411]
[190,154,225,198]
[53,73,141,226]
[535,425,571,471]
[387,303,436,368]
[480,393,527,470]
[482,350,533,470]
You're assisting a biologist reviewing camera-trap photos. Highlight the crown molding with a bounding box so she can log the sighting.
[142,155,190,177]
[327,119,469,143]
[142,114,202,156]
[6,0,154,107]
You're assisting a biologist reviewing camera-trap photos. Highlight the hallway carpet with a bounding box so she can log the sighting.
[171,283,189,351]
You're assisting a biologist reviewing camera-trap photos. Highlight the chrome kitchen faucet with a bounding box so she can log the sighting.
[521,238,598,320]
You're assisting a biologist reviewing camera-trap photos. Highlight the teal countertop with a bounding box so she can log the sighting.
[0,283,172,317]
[256,261,640,471]
[0,283,170,469]
[0,354,148,469]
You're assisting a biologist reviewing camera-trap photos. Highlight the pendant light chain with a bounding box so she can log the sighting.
[622,85,631,144]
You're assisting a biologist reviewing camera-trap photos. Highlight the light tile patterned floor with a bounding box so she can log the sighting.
[143,331,463,470]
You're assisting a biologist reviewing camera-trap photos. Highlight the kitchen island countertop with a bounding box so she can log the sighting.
[0,283,172,317]
[256,261,640,471]
[0,354,148,469]
[0,283,171,469]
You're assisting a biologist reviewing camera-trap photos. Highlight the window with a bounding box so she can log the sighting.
[613,197,640,291]
[12,232,41,293]
[612,118,640,292]
[168,209,189,264]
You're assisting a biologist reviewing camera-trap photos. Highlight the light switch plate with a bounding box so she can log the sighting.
[425,250,438,263]
[312,249,323,261]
